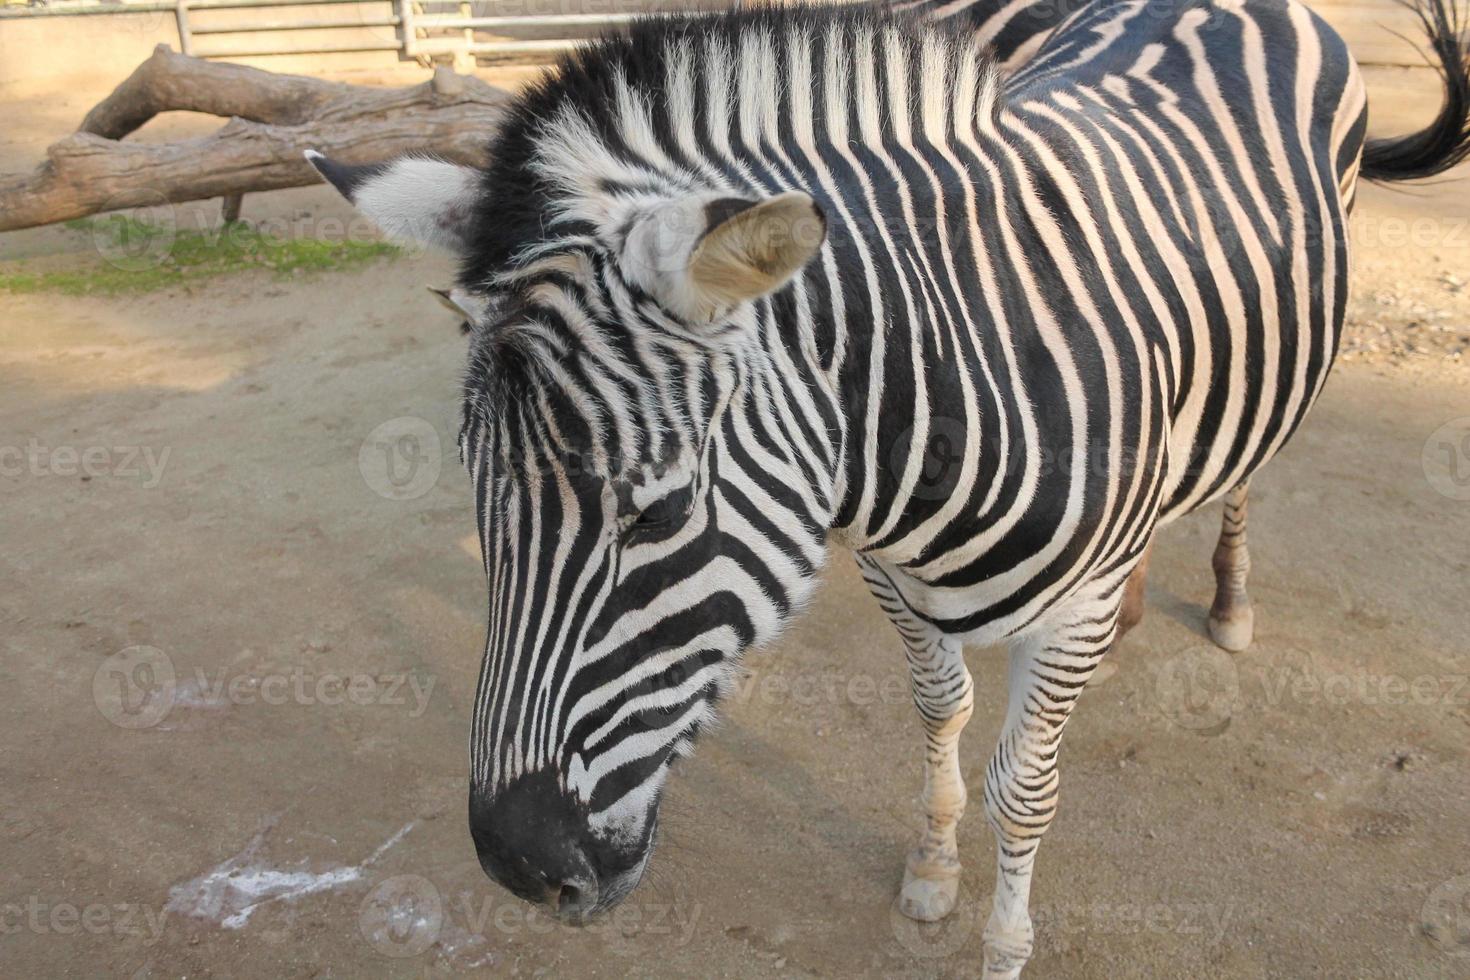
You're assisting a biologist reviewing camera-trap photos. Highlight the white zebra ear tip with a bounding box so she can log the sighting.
[785,192,827,239]
[774,189,822,215]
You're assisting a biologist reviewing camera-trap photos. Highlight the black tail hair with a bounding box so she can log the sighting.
[1362,0,1470,181]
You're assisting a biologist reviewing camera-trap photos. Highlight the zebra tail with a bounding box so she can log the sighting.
[1361,0,1470,182]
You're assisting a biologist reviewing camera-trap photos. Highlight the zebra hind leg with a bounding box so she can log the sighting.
[1207,481,1253,652]
[897,629,975,922]
[982,584,1121,979]
[1115,536,1154,639]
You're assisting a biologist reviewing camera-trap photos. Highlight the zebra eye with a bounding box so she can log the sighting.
[625,484,694,539]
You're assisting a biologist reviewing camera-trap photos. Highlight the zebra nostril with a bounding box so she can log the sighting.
[549,876,597,920]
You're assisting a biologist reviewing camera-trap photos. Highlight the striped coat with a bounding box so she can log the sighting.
[308,0,1470,973]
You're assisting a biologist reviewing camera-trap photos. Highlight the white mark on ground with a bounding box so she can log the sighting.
[166,815,415,929]
[169,675,234,710]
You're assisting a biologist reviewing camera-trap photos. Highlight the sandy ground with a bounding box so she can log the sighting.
[2,57,1469,980]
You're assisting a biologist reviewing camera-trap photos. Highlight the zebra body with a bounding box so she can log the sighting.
[309,0,1469,972]
[821,0,1363,650]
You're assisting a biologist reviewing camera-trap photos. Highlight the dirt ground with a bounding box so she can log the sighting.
[2,57,1469,980]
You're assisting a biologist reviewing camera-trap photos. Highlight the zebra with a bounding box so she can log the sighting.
[307,0,1470,973]
[891,0,1088,72]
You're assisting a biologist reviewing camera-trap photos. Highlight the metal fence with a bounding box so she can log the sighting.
[174,0,397,58]
[177,0,732,63]
[0,0,737,63]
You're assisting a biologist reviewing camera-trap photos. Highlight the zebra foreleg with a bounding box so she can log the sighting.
[856,556,976,923]
[982,585,1121,979]
[1207,481,1253,652]
[897,629,975,922]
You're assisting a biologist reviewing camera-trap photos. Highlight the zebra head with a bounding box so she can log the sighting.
[309,101,831,918]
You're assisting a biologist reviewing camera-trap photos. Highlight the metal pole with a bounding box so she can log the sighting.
[221,193,244,224]
[175,0,194,57]
[397,0,415,61]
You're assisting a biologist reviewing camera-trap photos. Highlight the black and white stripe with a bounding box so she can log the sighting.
[892,0,1087,70]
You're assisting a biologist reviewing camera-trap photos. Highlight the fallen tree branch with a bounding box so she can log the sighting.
[0,46,508,232]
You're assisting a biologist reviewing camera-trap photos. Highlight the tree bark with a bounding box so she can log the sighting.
[0,46,508,233]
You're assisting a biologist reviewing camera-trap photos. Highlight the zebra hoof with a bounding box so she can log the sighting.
[982,915,1034,979]
[982,948,1029,980]
[1208,607,1253,652]
[899,866,959,922]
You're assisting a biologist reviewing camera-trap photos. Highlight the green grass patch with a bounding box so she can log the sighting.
[1,216,402,295]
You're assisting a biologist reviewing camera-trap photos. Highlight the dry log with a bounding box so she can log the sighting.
[0,45,509,233]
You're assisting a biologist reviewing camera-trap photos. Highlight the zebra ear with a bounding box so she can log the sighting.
[305,151,479,252]
[621,192,826,324]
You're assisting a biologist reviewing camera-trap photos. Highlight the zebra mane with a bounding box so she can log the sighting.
[462,3,1001,281]
[456,2,1004,458]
